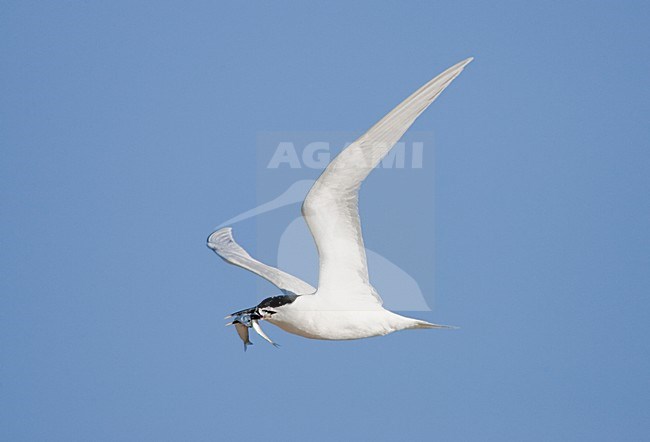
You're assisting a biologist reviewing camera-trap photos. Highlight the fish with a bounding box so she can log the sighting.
[251,320,280,348]
[226,319,253,351]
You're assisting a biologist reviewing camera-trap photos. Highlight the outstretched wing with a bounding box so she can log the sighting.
[207,227,316,296]
[302,58,472,302]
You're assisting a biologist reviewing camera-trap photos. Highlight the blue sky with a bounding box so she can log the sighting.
[2,1,649,440]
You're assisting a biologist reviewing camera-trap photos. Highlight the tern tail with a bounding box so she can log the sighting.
[412,320,458,330]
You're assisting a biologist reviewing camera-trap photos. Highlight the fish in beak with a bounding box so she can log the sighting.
[225,319,254,351]
[251,320,280,348]
[225,308,280,350]
[234,322,253,351]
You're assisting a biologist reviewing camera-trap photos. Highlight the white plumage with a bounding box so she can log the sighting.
[208,58,472,347]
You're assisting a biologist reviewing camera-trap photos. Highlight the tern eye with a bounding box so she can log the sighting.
[261,309,276,315]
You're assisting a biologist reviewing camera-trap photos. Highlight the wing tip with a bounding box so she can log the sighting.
[447,57,474,75]
[457,56,474,67]
[207,226,234,249]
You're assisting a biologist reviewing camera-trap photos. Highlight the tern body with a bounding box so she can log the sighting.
[209,58,472,348]
[267,300,437,341]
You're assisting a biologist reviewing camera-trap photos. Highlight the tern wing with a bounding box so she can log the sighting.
[207,227,316,296]
[302,58,472,303]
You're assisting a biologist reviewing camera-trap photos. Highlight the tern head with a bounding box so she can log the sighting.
[224,294,299,350]
[224,305,277,350]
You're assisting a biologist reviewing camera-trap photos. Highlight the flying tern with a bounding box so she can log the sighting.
[209,58,472,348]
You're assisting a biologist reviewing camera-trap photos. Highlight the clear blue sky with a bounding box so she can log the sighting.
[2,1,649,440]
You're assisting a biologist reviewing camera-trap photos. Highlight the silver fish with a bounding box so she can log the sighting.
[226,320,253,351]
[251,320,280,348]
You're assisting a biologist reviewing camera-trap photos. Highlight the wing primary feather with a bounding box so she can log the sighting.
[207,227,316,296]
[302,58,473,302]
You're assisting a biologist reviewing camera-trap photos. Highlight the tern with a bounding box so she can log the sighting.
[209,58,472,349]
